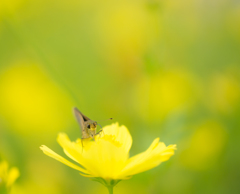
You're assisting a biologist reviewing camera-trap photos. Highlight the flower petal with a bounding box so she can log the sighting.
[78,136,129,179]
[119,138,176,178]
[120,138,160,173]
[57,133,82,162]
[40,145,89,174]
[79,173,95,177]
[102,123,132,153]
[58,132,127,179]
[57,133,96,175]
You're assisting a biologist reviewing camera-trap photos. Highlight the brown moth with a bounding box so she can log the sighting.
[73,107,102,141]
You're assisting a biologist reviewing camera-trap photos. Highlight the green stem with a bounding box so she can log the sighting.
[107,185,113,194]
[91,178,119,194]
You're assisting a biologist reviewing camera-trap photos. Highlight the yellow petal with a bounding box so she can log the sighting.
[57,133,95,175]
[6,167,19,187]
[80,137,129,179]
[159,144,177,162]
[102,123,132,153]
[119,139,176,178]
[57,132,130,179]
[40,145,89,174]
[57,133,82,158]
[120,138,160,173]
[79,173,95,178]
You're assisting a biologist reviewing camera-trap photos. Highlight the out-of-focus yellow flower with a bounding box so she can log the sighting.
[0,161,19,194]
[0,0,26,19]
[0,63,74,135]
[133,70,196,121]
[209,73,240,114]
[93,1,158,78]
[180,120,226,170]
[40,123,176,192]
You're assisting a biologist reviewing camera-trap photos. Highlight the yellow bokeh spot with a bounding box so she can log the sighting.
[0,0,26,18]
[0,63,74,134]
[209,74,240,114]
[96,3,153,54]
[180,120,227,170]
[0,160,19,190]
[93,1,158,78]
[133,70,195,121]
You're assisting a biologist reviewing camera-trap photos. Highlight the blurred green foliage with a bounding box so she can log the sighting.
[0,0,240,193]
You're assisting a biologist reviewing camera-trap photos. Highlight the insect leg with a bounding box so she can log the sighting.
[97,124,105,136]
[96,130,104,138]
[81,137,89,152]
[81,138,84,153]
[91,135,96,142]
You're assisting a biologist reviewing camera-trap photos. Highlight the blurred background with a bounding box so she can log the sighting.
[0,0,240,193]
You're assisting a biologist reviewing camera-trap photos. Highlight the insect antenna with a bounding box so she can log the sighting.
[96,118,112,136]
[96,118,113,122]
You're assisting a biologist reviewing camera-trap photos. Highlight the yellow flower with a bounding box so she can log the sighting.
[40,123,176,192]
[0,161,20,194]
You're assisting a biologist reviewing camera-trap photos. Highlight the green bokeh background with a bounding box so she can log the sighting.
[0,0,240,193]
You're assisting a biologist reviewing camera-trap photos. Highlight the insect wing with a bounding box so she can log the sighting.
[73,107,90,139]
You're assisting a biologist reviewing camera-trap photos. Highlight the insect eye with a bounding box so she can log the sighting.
[87,124,90,129]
